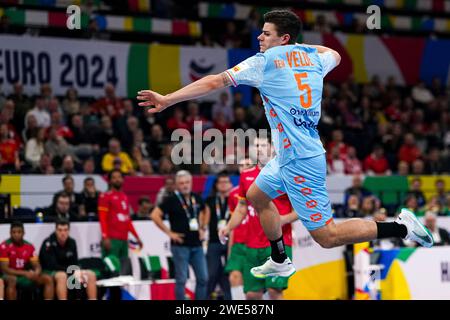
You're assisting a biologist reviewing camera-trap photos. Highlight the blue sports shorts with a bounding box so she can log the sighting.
[255,154,333,231]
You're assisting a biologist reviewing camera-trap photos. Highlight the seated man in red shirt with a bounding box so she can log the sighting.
[0,221,54,300]
[364,145,392,176]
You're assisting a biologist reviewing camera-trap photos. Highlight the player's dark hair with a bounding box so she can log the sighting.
[55,218,70,228]
[108,169,123,181]
[263,10,302,44]
[10,221,24,231]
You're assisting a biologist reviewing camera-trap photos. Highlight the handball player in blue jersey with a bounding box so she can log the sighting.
[137,10,433,279]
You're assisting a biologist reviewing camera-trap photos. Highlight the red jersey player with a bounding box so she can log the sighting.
[220,137,297,300]
[224,158,253,300]
[98,169,143,260]
[0,221,54,300]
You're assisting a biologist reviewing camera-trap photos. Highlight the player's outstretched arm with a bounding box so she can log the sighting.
[137,72,232,113]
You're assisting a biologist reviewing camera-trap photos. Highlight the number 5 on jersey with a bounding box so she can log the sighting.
[294,73,312,109]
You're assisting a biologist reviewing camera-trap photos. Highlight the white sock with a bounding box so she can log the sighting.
[231,286,245,300]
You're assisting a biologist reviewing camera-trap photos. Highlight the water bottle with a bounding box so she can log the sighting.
[36,211,44,223]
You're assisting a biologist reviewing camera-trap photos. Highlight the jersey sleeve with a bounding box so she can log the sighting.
[29,244,38,262]
[0,242,8,263]
[319,51,338,77]
[98,193,109,239]
[237,175,247,201]
[225,54,266,88]
[228,192,238,213]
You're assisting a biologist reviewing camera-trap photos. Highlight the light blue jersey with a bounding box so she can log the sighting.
[226,44,337,167]
[225,44,338,231]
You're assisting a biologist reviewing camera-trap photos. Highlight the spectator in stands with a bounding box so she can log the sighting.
[419,195,443,216]
[186,101,211,133]
[52,175,82,218]
[231,107,250,130]
[44,127,76,164]
[137,159,154,176]
[398,133,421,165]
[435,179,448,207]
[425,148,448,174]
[411,159,425,175]
[247,92,266,129]
[0,123,20,173]
[62,88,80,116]
[167,107,189,133]
[397,160,409,176]
[146,124,167,162]
[406,178,426,208]
[39,219,97,299]
[327,129,348,159]
[0,221,54,300]
[327,146,345,176]
[32,153,54,174]
[133,129,150,159]
[22,114,39,142]
[8,82,32,134]
[119,116,140,152]
[130,145,144,172]
[25,127,45,168]
[159,156,176,174]
[101,138,134,175]
[67,114,90,146]
[91,83,124,119]
[155,176,175,206]
[403,194,420,215]
[363,145,391,176]
[343,195,361,218]
[212,92,234,125]
[131,196,153,220]
[213,110,231,134]
[79,177,100,220]
[343,174,371,205]
[98,169,143,260]
[48,193,77,221]
[360,196,376,217]
[48,111,73,141]
[424,212,450,246]
[344,146,363,175]
[60,155,78,174]
[25,97,50,129]
[150,170,208,300]
[82,158,96,174]
[205,172,232,300]
[95,115,115,151]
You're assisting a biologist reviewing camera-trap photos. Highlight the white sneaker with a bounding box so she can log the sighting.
[250,257,296,279]
[396,208,434,248]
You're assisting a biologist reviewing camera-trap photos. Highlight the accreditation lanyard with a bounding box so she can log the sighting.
[175,191,197,219]
[215,195,229,221]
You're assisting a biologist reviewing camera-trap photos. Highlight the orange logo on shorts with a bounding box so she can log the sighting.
[233,66,240,72]
[310,213,322,222]
[293,176,305,184]
[306,200,318,209]
[301,187,312,196]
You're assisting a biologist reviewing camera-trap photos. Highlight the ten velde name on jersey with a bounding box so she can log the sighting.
[174,304,275,317]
